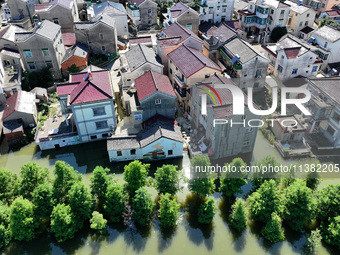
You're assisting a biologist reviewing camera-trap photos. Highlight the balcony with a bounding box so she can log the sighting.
[256,11,268,19]
[174,74,187,88]
[218,48,242,70]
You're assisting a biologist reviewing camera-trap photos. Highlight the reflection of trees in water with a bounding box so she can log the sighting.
[183,193,214,250]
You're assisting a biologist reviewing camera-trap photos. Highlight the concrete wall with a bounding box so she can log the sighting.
[176,11,200,34]
[3,110,37,128]
[37,134,80,150]
[140,92,176,121]
[288,9,316,36]
[199,0,234,24]
[312,33,340,64]
[72,100,116,142]
[139,0,158,28]
[122,62,164,86]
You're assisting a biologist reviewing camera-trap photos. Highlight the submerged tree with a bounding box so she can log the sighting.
[316,184,340,221]
[155,165,181,195]
[90,211,107,231]
[9,198,35,241]
[123,160,150,198]
[220,158,247,197]
[90,166,112,204]
[261,212,285,243]
[103,183,125,223]
[0,169,19,204]
[159,193,180,229]
[282,179,316,231]
[321,216,340,248]
[198,197,216,224]
[132,187,154,226]
[229,198,247,232]
[304,229,322,255]
[248,180,281,222]
[0,202,11,248]
[32,182,54,221]
[250,156,281,189]
[50,204,77,242]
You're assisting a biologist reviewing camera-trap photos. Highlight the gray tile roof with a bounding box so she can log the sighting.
[36,20,61,40]
[223,38,258,64]
[107,136,141,150]
[308,77,340,106]
[125,43,162,72]
[93,1,126,18]
[1,25,27,42]
[74,14,115,30]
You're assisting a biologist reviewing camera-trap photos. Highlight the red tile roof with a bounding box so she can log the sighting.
[167,45,221,77]
[57,70,113,105]
[132,0,146,7]
[129,36,152,45]
[62,33,76,46]
[2,92,19,120]
[284,48,301,59]
[135,70,176,102]
[162,22,199,43]
[170,2,188,18]
[326,10,340,17]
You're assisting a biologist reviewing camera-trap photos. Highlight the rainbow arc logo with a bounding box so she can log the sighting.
[197,84,222,106]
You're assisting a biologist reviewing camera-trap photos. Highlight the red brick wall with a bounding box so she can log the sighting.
[5,131,24,142]
[61,54,88,70]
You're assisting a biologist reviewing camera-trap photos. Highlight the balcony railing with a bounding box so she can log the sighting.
[218,48,242,70]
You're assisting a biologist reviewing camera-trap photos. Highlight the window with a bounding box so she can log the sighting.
[102,133,109,138]
[27,62,35,70]
[269,20,272,25]
[170,68,172,74]
[280,10,285,14]
[168,150,173,155]
[324,42,328,48]
[209,8,213,14]
[246,127,253,133]
[271,9,274,14]
[278,20,283,26]
[117,151,122,156]
[101,46,106,51]
[90,135,97,140]
[45,61,53,68]
[53,18,59,24]
[23,49,32,58]
[131,149,136,155]
[186,23,192,30]
[93,107,106,116]
[327,125,335,136]
[292,68,298,74]
[305,21,308,26]
[322,3,325,8]
[332,112,340,123]
[307,13,310,18]
[222,7,226,12]
[277,65,283,72]
[312,66,318,72]
[95,120,108,130]
[299,22,303,27]
[243,140,250,146]
[217,6,220,11]
[99,33,104,40]
[41,48,50,57]
[155,99,161,104]
[147,9,152,15]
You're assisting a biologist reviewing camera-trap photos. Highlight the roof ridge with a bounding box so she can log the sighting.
[183,44,206,67]
[150,70,158,91]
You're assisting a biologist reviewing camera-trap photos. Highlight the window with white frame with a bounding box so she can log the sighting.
[23,49,32,58]
[93,107,106,116]
[95,120,108,130]
[155,99,161,104]
[41,48,50,57]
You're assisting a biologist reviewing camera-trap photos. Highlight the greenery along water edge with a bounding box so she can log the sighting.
[0,155,339,253]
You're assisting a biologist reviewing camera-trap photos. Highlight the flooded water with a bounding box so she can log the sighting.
[0,131,339,255]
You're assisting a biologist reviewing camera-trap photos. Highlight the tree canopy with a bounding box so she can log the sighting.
[103,183,125,223]
[155,165,181,195]
[198,197,216,224]
[229,198,247,232]
[220,158,247,197]
[159,193,180,229]
[123,160,150,198]
[132,187,154,226]
[50,204,77,242]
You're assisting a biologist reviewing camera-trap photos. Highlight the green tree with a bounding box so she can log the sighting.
[248,180,281,222]
[50,204,77,242]
[90,166,112,204]
[229,198,247,232]
[155,164,181,195]
[90,211,107,231]
[220,158,247,197]
[132,187,153,226]
[69,182,94,229]
[270,27,287,42]
[53,161,82,203]
[159,193,180,229]
[282,179,316,231]
[0,169,19,204]
[250,155,281,189]
[198,197,216,224]
[188,155,215,198]
[316,184,340,221]
[123,160,150,198]
[321,216,340,248]
[67,63,80,74]
[103,183,125,223]
[20,162,49,200]
[304,229,322,255]
[261,212,285,243]
[9,198,35,241]
[32,182,54,221]
[0,202,11,248]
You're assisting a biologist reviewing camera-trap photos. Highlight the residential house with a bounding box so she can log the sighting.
[2,120,25,142]
[5,0,35,29]
[238,0,290,42]
[287,4,316,36]
[0,49,22,95]
[163,2,200,34]
[89,1,128,38]
[74,14,117,55]
[306,77,340,148]
[167,44,221,113]
[30,87,48,104]
[190,74,259,159]
[272,115,306,143]
[61,44,88,76]
[120,43,163,88]
[15,20,66,79]
[56,69,116,143]
[1,2,11,20]
[0,25,27,51]
[299,25,314,40]
[129,36,153,48]
[156,22,203,74]
[35,0,79,33]
[2,90,37,128]
[135,70,177,122]
[217,37,269,89]
[316,0,339,14]
[261,34,321,82]
[309,25,340,65]
[318,8,340,23]
[197,0,234,24]
[127,0,158,29]
[107,120,183,162]
[200,22,238,61]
